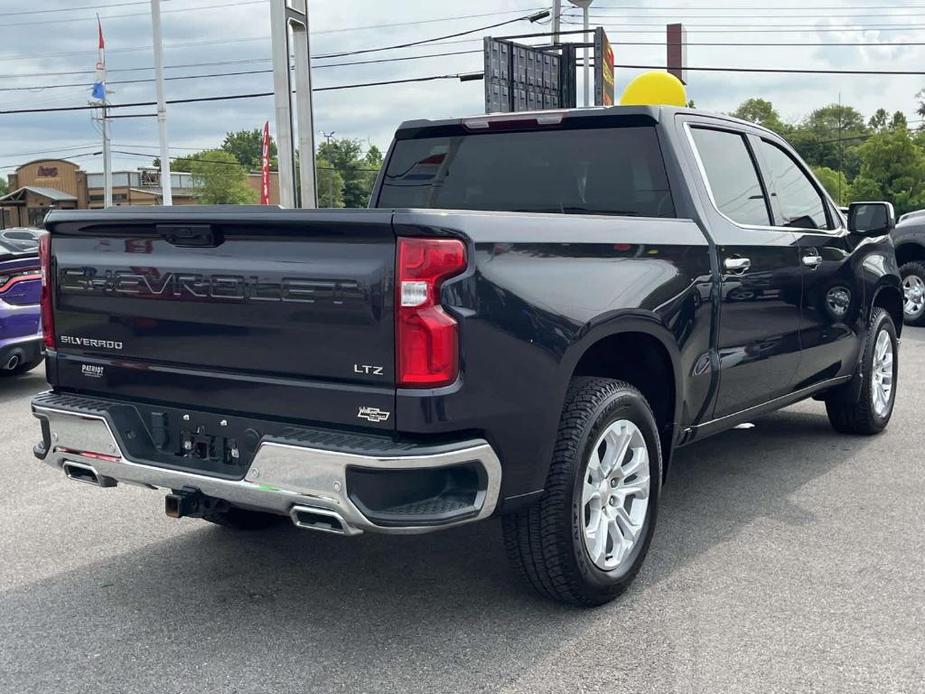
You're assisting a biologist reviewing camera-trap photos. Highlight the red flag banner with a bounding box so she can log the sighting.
[260,121,271,205]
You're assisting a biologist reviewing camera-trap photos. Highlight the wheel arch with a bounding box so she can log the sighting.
[871,281,904,337]
[561,313,683,478]
[894,240,925,268]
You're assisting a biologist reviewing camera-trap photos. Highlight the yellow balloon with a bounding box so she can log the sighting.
[619,71,688,107]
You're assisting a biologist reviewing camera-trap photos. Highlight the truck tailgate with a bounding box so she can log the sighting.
[45,208,397,430]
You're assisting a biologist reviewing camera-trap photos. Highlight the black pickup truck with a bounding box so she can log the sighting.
[32,106,901,606]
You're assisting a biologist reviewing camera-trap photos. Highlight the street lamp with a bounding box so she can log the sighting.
[568,0,594,107]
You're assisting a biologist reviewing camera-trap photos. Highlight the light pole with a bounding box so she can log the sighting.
[150,0,172,205]
[552,0,561,45]
[568,0,594,107]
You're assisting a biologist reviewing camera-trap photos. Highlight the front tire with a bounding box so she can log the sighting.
[901,262,925,326]
[826,308,898,435]
[503,378,662,606]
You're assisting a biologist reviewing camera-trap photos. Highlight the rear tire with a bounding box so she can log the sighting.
[826,308,898,435]
[203,506,285,531]
[503,377,662,606]
[901,262,925,326]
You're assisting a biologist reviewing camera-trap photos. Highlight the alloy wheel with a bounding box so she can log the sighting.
[581,419,651,571]
[871,329,895,418]
[903,274,925,319]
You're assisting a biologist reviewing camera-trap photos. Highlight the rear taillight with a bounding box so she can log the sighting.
[396,237,467,388]
[39,234,55,349]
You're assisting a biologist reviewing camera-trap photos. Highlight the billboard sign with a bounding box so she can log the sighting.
[484,37,566,113]
[594,27,615,107]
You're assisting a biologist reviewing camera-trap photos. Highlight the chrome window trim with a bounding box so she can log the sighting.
[755,135,843,234]
[682,120,844,235]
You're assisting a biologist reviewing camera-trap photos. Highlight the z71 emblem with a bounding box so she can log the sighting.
[357,407,390,423]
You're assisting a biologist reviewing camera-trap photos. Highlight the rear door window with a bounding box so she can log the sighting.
[377,126,675,218]
[690,127,771,227]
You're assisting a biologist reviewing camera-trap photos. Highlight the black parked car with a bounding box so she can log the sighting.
[892,212,925,325]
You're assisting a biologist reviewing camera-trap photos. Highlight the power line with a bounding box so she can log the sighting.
[0,50,495,93]
[0,142,101,159]
[10,58,274,80]
[311,8,546,36]
[0,151,101,171]
[586,12,925,19]
[587,2,925,8]
[563,20,925,32]
[611,63,925,76]
[5,1,165,16]
[0,72,484,116]
[2,0,267,28]
[313,11,548,59]
[0,36,269,63]
[568,17,925,27]
[0,10,542,65]
[12,54,925,101]
[16,32,925,84]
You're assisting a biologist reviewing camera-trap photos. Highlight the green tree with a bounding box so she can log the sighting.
[0,177,8,197]
[731,98,787,135]
[812,166,850,206]
[788,104,868,179]
[221,128,278,171]
[868,108,889,131]
[188,149,257,204]
[849,128,925,215]
[317,137,381,208]
[316,157,345,208]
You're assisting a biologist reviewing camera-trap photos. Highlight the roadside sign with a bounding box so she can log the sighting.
[594,27,615,107]
[484,37,566,113]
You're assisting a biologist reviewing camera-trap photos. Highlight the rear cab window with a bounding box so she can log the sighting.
[689,127,771,227]
[376,126,676,218]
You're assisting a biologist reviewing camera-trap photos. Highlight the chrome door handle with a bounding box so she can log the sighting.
[802,254,823,269]
[724,257,751,274]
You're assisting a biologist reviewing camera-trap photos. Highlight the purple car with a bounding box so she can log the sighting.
[0,229,43,377]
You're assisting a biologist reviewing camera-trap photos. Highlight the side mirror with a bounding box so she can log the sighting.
[848,201,895,237]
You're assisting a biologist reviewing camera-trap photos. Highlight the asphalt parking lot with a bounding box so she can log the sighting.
[1,334,923,694]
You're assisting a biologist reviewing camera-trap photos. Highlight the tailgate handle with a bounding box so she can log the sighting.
[158,224,220,248]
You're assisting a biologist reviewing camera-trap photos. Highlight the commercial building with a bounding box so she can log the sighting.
[0,158,280,228]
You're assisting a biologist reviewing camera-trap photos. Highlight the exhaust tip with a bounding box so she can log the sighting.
[63,461,100,486]
[3,353,20,371]
[290,506,358,535]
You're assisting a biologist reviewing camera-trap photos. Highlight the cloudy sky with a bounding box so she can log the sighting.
[1,0,924,176]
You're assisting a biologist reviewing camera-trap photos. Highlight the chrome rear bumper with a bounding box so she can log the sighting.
[32,394,501,535]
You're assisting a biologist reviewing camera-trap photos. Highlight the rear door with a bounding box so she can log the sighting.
[47,209,397,430]
[685,122,804,419]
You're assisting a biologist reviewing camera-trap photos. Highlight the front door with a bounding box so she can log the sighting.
[752,136,863,387]
[686,124,804,419]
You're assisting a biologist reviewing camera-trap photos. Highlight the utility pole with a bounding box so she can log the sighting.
[552,0,561,44]
[568,1,594,107]
[270,0,316,208]
[321,130,335,207]
[150,0,172,205]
